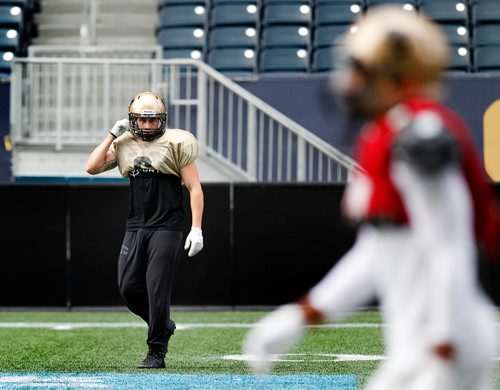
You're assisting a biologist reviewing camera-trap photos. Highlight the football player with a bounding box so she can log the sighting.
[86,91,204,369]
[243,7,499,389]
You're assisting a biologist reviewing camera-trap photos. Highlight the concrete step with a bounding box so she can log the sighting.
[40,0,158,15]
[35,13,159,27]
[32,35,158,45]
[35,24,157,40]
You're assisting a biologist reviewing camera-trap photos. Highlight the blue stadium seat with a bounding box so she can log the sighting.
[447,45,470,72]
[159,4,207,28]
[315,3,362,25]
[0,0,32,8]
[208,26,258,49]
[259,47,310,72]
[211,0,255,3]
[471,0,500,25]
[315,0,361,3]
[209,2,259,27]
[439,24,469,46]
[261,25,310,48]
[207,47,257,73]
[263,0,312,3]
[0,27,19,51]
[312,46,334,72]
[0,50,13,72]
[365,0,417,11]
[157,27,205,49]
[160,0,207,5]
[473,24,500,47]
[262,3,312,25]
[474,46,500,72]
[0,5,23,29]
[163,48,203,59]
[419,0,468,24]
[313,24,350,48]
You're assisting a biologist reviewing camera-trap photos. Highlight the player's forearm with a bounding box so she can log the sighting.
[85,134,115,175]
[189,185,204,228]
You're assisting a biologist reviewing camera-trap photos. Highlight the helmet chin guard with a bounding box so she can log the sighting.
[128,91,167,142]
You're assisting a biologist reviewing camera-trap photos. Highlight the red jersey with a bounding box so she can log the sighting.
[342,97,499,259]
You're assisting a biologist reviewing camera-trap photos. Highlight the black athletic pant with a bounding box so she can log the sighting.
[117,229,182,353]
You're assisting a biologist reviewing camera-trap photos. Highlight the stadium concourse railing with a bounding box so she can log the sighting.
[10,57,360,182]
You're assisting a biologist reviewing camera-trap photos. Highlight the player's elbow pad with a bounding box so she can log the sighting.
[392,111,461,174]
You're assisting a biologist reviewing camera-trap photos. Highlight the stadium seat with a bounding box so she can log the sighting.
[159,4,207,28]
[0,50,12,72]
[0,27,19,51]
[259,47,310,72]
[209,2,259,27]
[313,24,351,48]
[261,25,310,48]
[159,0,207,5]
[315,3,362,25]
[474,46,500,72]
[473,24,500,47]
[157,27,205,49]
[263,0,312,3]
[211,0,257,3]
[365,0,417,11]
[0,0,33,9]
[0,5,23,29]
[312,46,334,72]
[314,0,361,3]
[163,48,203,59]
[206,47,257,73]
[419,0,468,24]
[262,3,312,25]
[447,45,470,72]
[208,25,258,49]
[438,24,469,46]
[470,0,500,25]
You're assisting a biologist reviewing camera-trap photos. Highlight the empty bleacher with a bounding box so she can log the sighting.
[152,0,500,75]
[0,0,37,76]
[4,1,500,76]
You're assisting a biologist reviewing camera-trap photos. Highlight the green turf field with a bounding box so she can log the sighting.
[0,310,498,389]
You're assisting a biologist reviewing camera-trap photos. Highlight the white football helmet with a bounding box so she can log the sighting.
[333,6,449,117]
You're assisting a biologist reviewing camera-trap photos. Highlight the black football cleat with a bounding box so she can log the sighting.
[137,350,166,369]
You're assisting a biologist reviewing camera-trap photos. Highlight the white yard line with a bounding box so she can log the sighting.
[0,322,498,330]
[0,322,387,330]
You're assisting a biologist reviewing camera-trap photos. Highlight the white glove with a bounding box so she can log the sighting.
[110,118,130,138]
[243,303,306,374]
[184,227,203,257]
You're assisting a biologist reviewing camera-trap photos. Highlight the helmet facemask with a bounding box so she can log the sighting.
[128,92,167,142]
[129,112,167,142]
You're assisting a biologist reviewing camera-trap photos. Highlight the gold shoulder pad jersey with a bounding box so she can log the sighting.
[111,129,198,178]
[110,129,199,231]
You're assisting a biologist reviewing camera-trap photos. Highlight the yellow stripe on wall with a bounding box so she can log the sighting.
[484,99,500,182]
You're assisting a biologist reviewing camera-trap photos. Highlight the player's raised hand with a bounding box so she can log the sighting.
[184,227,203,257]
[110,118,130,138]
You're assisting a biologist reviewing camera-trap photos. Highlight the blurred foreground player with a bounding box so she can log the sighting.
[243,7,499,389]
[86,91,204,368]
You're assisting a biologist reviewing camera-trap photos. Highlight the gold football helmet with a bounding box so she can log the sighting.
[128,91,167,141]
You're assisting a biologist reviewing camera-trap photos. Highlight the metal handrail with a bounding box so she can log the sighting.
[11,57,360,182]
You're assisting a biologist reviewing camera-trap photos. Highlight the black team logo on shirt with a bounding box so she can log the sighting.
[129,156,160,177]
